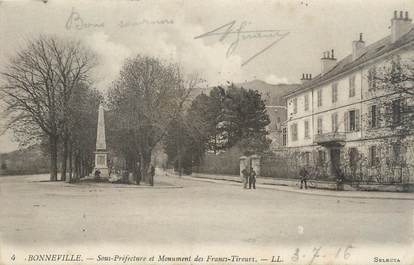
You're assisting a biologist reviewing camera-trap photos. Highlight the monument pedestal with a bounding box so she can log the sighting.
[94,151,109,179]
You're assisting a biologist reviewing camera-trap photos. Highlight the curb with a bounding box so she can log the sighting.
[183,175,414,201]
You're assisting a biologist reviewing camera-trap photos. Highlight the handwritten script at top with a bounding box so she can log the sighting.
[194,20,290,67]
[65,8,174,31]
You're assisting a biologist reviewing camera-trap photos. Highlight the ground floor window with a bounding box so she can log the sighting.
[317,150,326,166]
[368,146,379,167]
[302,152,310,166]
[349,147,359,172]
[282,127,287,146]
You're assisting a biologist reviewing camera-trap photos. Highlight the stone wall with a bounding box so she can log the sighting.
[193,146,242,176]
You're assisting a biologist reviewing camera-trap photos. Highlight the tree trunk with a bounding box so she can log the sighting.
[49,135,58,181]
[74,153,80,179]
[140,150,152,186]
[61,137,68,181]
[68,144,73,182]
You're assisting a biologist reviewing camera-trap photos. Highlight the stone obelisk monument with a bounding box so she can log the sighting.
[94,104,109,178]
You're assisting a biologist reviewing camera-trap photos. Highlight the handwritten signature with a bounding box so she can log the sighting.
[194,20,289,67]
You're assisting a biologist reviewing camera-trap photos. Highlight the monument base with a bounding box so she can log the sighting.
[94,167,109,179]
[94,150,109,179]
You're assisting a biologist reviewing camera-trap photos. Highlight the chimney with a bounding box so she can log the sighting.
[391,10,412,43]
[352,33,365,61]
[300,73,312,84]
[321,49,337,75]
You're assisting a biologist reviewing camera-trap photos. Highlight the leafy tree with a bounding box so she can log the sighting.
[165,83,271,172]
[219,84,270,153]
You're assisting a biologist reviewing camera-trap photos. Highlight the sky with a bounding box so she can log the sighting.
[0,0,413,152]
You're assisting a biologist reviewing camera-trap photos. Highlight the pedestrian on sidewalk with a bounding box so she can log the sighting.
[336,175,344,191]
[249,167,256,189]
[149,165,155,186]
[242,167,249,189]
[299,166,308,189]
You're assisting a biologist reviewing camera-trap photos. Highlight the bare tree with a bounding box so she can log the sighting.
[107,55,200,185]
[0,35,96,181]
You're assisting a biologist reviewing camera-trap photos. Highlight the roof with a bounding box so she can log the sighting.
[285,26,414,98]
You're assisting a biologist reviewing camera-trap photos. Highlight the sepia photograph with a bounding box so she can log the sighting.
[0,0,413,264]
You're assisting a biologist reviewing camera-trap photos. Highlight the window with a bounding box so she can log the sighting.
[317,117,323,134]
[392,143,401,163]
[318,150,326,166]
[392,99,402,125]
[317,89,322,107]
[332,83,338,103]
[290,123,298,141]
[304,120,310,138]
[349,110,356,131]
[331,112,338,132]
[369,104,379,128]
[368,68,377,90]
[282,127,287,146]
[369,146,379,167]
[349,148,359,171]
[292,97,298,114]
[349,76,356,97]
[304,94,309,111]
[390,143,406,166]
[303,152,310,166]
[345,109,360,132]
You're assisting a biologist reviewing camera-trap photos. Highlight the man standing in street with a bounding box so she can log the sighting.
[249,167,256,189]
[299,166,308,189]
[241,167,249,189]
[150,165,155,186]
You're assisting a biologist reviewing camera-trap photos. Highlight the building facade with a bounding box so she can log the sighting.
[285,11,414,186]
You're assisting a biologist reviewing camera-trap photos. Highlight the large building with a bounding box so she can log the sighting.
[284,11,414,186]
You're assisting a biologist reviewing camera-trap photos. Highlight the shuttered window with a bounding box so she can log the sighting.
[317,89,322,107]
[293,97,298,114]
[349,76,356,97]
[304,120,310,138]
[304,94,309,111]
[345,109,360,132]
[368,104,380,129]
[291,123,298,141]
[332,83,338,103]
[317,117,323,134]
[331,113,338,132]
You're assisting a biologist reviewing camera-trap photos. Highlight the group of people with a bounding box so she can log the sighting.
[241,167,257,189]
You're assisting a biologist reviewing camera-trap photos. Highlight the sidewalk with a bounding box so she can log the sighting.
[174,171,414,201]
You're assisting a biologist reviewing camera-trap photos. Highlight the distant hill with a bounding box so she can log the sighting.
[0,145,49,176]
[189,80,299,106]
[235,80,299,106]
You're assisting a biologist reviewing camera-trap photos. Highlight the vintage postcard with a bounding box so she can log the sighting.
[0,0,413,264]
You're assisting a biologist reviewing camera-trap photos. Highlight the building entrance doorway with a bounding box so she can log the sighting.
[330,148,341,178]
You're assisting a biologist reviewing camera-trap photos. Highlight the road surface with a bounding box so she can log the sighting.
[0,173,412,264]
